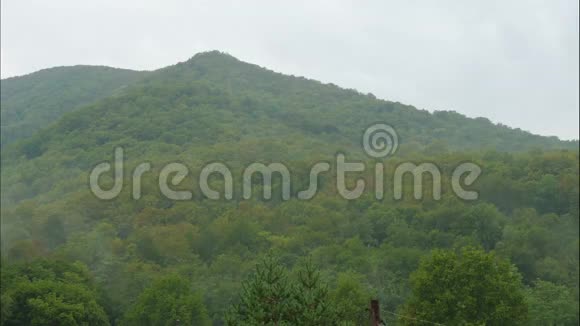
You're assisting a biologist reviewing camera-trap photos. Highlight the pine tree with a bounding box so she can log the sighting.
[226,254,295,325]
[292,259,337,325]
[226,255,338,325]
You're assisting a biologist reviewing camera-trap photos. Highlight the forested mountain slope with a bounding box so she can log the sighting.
[0,51,578,325]
[0,65,148,146]
[149,51,577,151]
[2,51,576,156]
[1,51,577,206]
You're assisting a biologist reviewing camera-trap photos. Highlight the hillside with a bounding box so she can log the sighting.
[127,51,580,148]
[3,52,576,154]
[0,51,578,325]
[149,51,577,151]
[1,51,577,203]
[0,65,148,146]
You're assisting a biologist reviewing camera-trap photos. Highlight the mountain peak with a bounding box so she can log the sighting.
[187,50,240,64]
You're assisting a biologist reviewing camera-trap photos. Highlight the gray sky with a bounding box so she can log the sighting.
[1,0,578,139]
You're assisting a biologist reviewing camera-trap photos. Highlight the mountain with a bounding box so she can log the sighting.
[1,51,578,204]
[1,51,577,205]
[0,65,148,146]
[0,51,578,325]
[2,51,576,154]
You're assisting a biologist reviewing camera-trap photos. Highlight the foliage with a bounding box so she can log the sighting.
[1,66,147,146]
[525,280,578,326]
[226,255,338,325]
[330,271,373,325]
[400,247,528,325]
[0,51,578,324]
[0,259,109,326]
[121,275,210,326]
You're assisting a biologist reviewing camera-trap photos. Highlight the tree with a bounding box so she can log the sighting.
[400,247,528,325]
[4,280,110,326]
[1,259,109,326]
[525,280,578,326]
[226,254,338,325]
[292,260,337,325]
[121,275,210,326]
[39,215,67,250]
[331,271,372,325]
[225,254,296,325]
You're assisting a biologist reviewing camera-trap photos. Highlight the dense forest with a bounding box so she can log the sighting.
[1,51,578,325]
[1,66,148,147]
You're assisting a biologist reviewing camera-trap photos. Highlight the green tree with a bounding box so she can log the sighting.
[400,247,528,325]
[525,280,578,326]
[1,259,109,326]
[331,271,372,325]
[292,260,338,325]
[226,255,338,325]
[4,280,110,326]
[225,255,295,325]
[121,275,210,326]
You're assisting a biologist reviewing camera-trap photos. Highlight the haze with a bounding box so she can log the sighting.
[1,0,578,139]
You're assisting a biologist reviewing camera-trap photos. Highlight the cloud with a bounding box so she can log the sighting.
[1,0,578,139]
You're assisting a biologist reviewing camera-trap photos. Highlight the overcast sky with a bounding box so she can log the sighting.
[1,0,578,139]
